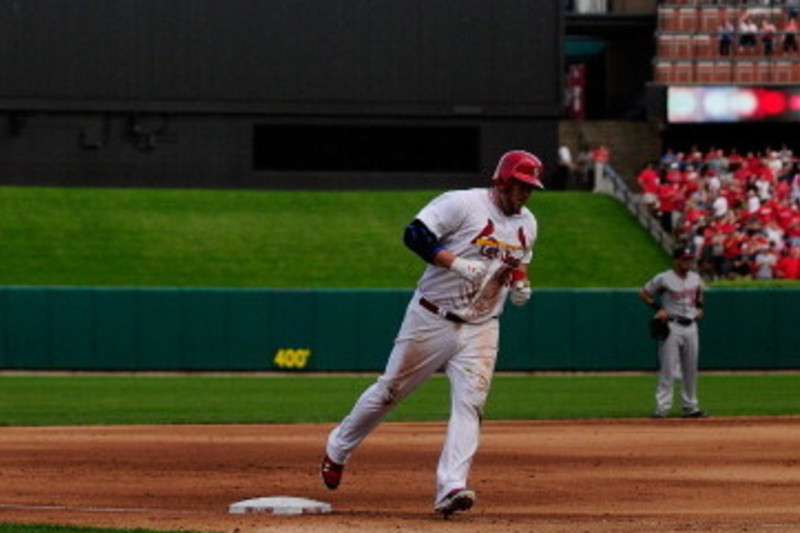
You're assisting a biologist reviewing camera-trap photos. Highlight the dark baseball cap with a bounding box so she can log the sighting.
[672,246,694,260]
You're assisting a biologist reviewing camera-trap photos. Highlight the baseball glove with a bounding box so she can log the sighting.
[649,317,670,341]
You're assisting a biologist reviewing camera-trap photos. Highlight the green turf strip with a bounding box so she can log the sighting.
[0,374,797,427]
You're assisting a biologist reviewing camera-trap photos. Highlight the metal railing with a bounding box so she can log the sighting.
[592,162,675,254]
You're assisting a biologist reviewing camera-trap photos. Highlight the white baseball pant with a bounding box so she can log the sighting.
[656,321,699,413]
[326,296,499,504]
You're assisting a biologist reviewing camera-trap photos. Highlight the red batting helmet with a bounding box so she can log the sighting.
[492,150,545,190]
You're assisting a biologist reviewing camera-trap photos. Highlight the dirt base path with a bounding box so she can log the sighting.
[0,417,798,533]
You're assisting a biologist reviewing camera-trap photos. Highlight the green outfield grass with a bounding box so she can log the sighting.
[0,373,798,427]
[0,187,669,289]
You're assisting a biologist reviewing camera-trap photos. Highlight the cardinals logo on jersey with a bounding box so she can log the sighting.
[470,219,527,267]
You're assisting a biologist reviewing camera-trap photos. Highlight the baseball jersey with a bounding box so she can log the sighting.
[643,269,705,319]
[415,188,538,323]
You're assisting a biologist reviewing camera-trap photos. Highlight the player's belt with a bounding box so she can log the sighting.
[669,316,695,326]
[419,298,466,324]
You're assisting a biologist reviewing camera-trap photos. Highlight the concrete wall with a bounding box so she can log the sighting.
[559,120,662,185]
[0,0,564,190]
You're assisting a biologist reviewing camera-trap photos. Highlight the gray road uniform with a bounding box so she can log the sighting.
[642,268,706,417]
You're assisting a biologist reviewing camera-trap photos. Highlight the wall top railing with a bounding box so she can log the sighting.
[592,162,675,254]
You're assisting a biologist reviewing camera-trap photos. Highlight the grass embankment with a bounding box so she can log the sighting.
[0,187,669,288]
[1,373,798,426]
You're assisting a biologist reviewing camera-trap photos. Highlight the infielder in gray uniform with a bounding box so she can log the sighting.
[321,150,544,518]
[639,246,707,419]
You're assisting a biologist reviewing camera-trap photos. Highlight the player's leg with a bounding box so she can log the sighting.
[654,328,679,416]
[435,319,499,507]
[326,303,456,465]
[678,326,701,414]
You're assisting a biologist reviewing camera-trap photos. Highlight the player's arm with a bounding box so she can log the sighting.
[403,219,484,281]
[639,288,667,320]
[695,288,705,320]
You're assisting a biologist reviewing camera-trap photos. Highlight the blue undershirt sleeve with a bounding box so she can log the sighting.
[403,219,444,264]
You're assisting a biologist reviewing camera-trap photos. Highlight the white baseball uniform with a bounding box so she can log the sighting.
[643,268,706,415]
[325,187,537,505]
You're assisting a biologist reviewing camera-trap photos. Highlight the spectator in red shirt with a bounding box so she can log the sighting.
[722,229,751,278]
[683,167,700,199]
[677,198,708,243]
[774,178,791,202]
[775,245,800,279]
[741,212,765,237]
[658,180,682,233]
[724,181,746,212]
[636,162,660,216]
[774,198,795,230]
[727,149,744,171]
[786,216,800,247]
[682,199,708,228]
[745,151,763,173]
[756,199,778,225]
[592,144,610,164]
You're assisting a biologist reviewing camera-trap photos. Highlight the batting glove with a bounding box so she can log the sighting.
[450,257,486,283]
[510,280,532,306]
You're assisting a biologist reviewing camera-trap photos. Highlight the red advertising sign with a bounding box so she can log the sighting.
[567,64,586,120]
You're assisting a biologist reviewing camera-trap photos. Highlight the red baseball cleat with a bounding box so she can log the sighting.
[321,454,344,490]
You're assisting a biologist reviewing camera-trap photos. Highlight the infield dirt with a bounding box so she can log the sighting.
[0,418,798,533]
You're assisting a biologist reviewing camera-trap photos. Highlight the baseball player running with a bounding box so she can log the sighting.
[639,246,707,419]
[321,150,544,517]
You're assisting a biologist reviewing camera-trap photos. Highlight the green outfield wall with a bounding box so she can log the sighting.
[0,287,797,372]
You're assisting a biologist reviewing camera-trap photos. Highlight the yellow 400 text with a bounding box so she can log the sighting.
[273,348,312,369]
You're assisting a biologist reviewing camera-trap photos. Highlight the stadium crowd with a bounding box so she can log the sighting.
[637,145,800,281]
